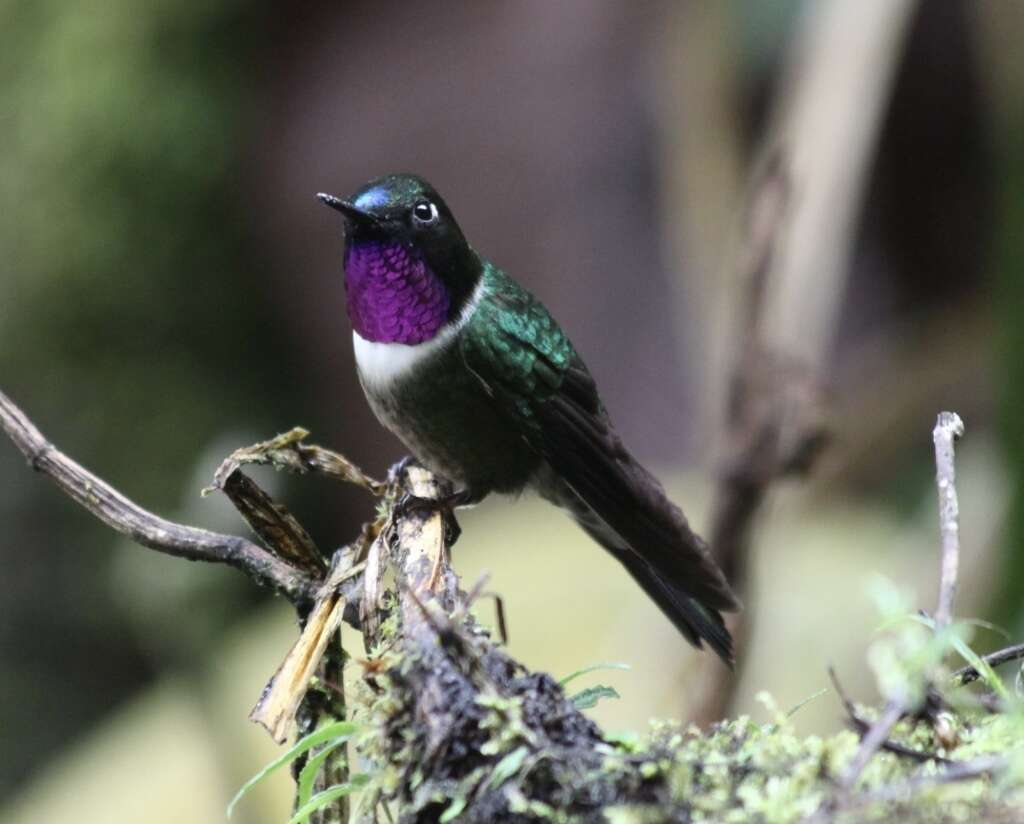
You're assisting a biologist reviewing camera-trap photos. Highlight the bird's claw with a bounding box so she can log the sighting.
[395,490,465,545]
[387,455,423,487]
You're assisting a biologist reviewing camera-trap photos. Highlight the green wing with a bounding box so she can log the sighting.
[459,265,581,435]
[459,265,737,660]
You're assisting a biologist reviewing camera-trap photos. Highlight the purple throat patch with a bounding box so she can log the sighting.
[343,241,450,344]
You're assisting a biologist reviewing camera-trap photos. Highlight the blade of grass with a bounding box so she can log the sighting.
[227,720,358,817]
[950,635,1011,702]
[286,776,371,824]
[786,687,829,718]
[296,737,350,810]
[558,662,630,687]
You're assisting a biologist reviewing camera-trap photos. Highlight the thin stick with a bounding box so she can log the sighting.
[0,388,317,604]
[828,667,950,766]
[832,413,968,796]
[840,699,906,789]
[854,755,1005,806]
[932,412,965,629]
[951,642,1024,687]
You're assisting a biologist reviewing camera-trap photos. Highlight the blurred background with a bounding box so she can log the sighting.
[1,1,1022,821]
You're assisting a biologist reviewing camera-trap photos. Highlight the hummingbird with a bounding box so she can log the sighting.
[317,174,738,662]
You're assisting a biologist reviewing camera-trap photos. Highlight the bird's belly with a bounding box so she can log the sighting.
[357,342,538,494]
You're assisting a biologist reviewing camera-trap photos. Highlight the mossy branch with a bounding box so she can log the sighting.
[3,386,1024,823]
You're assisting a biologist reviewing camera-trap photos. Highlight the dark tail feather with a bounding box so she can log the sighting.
[608,544,734,665]
[526,364,736,660]
[560,493,735,665]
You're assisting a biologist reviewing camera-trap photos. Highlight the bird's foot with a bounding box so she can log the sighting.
[395,488,477,546]
[398,488,476,514]
[386,455,425,487]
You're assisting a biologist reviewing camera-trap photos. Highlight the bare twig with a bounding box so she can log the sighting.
[485,591,509,646]
[809,755,1008,823]
[933,412,965,629]
[0,388,317,604]
[829,667,951,766]
[854,754,1006,806]
[810,410,980,815]
[836,411,967,790]
[952,642,1024,687]
[840,699,906,790]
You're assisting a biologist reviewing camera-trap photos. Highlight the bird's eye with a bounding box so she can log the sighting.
[411,200,439,225]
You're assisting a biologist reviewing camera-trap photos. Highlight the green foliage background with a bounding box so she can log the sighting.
[0,0,292,796]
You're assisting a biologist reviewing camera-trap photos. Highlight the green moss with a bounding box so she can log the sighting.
[341,634,1024,822]
[336,556,1024,821]
[477,692,538,756]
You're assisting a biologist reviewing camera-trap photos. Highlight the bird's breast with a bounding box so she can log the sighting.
[352,329,539,495]
[352,276,487,392]
[352,331,450,392]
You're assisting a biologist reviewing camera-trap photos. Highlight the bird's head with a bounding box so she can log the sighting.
[318,174,481,345]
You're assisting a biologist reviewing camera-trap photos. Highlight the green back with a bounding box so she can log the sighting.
[459,262,581,439]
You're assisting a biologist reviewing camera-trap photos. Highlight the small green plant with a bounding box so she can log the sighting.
[570,684,621,710]
[287,775,371,824]
[560,661,630,710]
[227,720,363,822]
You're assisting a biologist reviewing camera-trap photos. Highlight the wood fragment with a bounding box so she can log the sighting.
[250,554,365,743]
[209,426,385,495]
[219,470,326,576]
